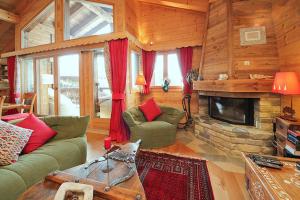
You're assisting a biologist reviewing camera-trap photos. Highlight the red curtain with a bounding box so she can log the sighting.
[7,56,16,103]
[142,50,156,94]
[109,38,129,142]
[178,47,193,94]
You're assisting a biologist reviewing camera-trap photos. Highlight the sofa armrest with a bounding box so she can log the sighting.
[122,111,142,127]
[41,116,90,141]
[156,106,185,125]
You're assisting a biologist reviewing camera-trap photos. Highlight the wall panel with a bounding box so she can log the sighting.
[232,0,279,79]
[272,0,300,119]
[137,2,205,51]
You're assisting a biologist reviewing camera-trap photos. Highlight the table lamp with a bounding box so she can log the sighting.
[272,72,300,121]
[135,74,146,93]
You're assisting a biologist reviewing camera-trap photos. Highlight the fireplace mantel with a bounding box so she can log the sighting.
[193,79,274,93]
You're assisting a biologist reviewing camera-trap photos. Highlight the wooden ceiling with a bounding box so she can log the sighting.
[0,0,18,12]
[0,0,208,54]
[0,0,16,54]
[138,0,209,12]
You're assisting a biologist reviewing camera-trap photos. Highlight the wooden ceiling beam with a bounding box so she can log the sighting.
[138,0,208,12]
[0,8,19,23]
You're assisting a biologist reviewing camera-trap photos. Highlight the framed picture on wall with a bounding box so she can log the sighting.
[240,26,267,46]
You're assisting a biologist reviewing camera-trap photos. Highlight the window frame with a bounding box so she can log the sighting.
[130,50,141,91]
[21,1,56,49]
[63,0,115,41]
[151,51,183,89]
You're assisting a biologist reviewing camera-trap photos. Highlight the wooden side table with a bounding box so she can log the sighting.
[243,153,300,200]
[275,117,300,156]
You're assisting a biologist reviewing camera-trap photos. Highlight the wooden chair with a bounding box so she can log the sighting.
[1,93,37,122]
[0,96,6,119]
[21,92,37,114]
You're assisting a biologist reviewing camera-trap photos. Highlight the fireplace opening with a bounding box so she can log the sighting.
[208,97,254,126]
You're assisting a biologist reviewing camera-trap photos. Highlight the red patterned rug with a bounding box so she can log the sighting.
[136,150,214,200]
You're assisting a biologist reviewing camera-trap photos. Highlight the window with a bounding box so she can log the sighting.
[21,2,55,48]
[20,58,34,93]
[94,49,112,118]
[58,54,80,116]
[64,0,114,40]
[131,51,140,89]
[151,52,183,87]
[167,53,182,86]
[151,55,164,86]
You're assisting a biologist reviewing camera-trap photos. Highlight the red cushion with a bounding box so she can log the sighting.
[16,114,57,154]
[139,98,162,121]
[1,113,29,122]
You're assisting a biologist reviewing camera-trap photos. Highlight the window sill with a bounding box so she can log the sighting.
[150,86,183,92]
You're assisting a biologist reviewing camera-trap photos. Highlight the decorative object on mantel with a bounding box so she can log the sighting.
[218,73,228,80]
[54,182,93,200]
[162,78,170,92]
[272,72,300,122]
[250,74,273,80]
[240,26,267,46]
[186,68,199,86]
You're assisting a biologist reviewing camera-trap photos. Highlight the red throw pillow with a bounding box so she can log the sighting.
[139,98,162,121]
[16,114,57,154]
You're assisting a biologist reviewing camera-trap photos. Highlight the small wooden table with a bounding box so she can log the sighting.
[243,153,300,200]
[19,141,146,200]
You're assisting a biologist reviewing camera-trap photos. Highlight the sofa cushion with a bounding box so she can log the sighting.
[1,153,59,188]
[130,121,177,149]
[0,169,27,200]
[137,121,175,131]
[138,98,162,121]
[16,114,57,154]
[31,139,85,170]
[0,121,33,166]
[41,116,90,141]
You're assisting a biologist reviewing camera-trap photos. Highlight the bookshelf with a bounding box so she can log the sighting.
[275,117,300,157]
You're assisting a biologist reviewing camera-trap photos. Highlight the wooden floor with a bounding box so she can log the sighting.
[86,132,250,200]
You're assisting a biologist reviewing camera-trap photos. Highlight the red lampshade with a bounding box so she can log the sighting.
[272,72,300,95]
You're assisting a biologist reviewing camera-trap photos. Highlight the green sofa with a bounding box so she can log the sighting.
[123,106,184,148]
[0,116,89,200]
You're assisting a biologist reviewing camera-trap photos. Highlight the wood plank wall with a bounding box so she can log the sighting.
[125,0,139,38]
[0,21,14,53]
[137,2,206,50]
[232,0,279,79]
[272,0,300,119]
[202,0,229,80]
[201,0,280,80]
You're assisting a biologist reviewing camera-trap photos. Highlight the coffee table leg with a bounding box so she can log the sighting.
[104,154,111,192]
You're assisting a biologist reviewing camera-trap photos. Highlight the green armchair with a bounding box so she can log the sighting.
[123,106,185,148]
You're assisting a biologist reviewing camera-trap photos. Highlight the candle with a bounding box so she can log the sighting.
[104,137,112,150]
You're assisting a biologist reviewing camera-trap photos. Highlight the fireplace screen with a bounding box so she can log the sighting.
[208,97,254,126]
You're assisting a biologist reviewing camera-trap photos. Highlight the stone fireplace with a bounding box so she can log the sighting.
[208,96,255,126]
[194,92,281,157]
